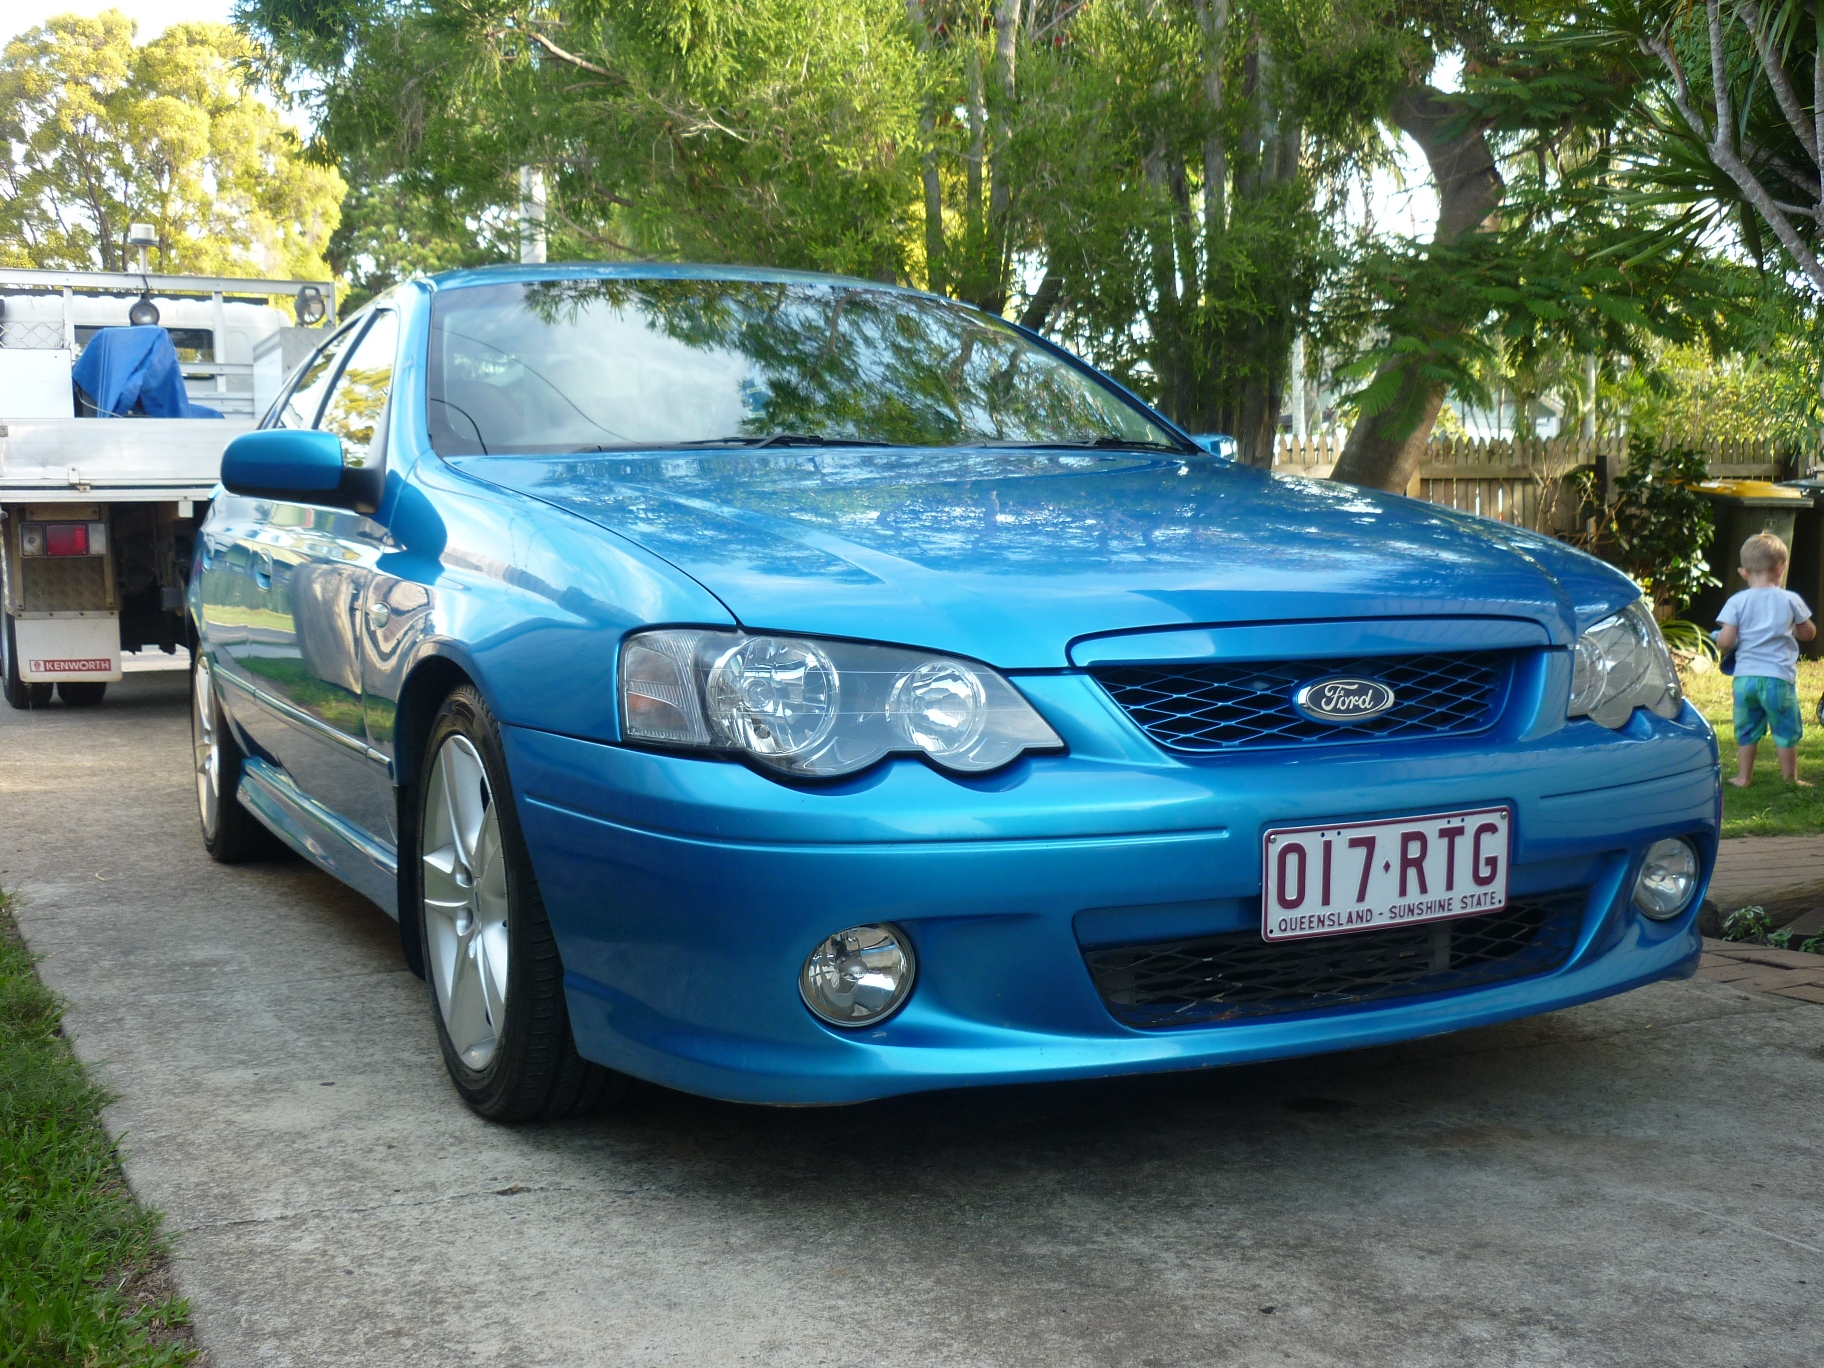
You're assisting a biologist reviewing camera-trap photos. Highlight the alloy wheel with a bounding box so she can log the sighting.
[422,734,510,1069]
[192,660,221,839]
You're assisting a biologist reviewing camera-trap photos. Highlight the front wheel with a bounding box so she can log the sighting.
[416,684,623,1122]
[192,655,282,862]
[3,613,52,710]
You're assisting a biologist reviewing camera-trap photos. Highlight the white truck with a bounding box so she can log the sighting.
[0,267,336,707]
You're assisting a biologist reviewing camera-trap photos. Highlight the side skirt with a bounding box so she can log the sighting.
[237,757,400,918]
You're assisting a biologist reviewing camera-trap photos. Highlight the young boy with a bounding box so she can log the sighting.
[1716,531,1817,787]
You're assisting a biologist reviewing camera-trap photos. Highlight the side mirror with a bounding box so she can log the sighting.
[221,428,383,514]
[1189,433,1237,460]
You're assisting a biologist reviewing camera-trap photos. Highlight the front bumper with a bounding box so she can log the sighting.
[504,677,1719,1105]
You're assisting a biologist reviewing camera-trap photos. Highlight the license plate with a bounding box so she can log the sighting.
[1262,807,1510,942]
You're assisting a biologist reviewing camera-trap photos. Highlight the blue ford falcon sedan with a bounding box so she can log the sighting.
[189,264,1719,1120]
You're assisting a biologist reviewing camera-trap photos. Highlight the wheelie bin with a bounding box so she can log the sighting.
[1778,474,1824,659]
[1687,480,1812,635]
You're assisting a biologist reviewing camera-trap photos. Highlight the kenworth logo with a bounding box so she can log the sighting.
[1293,676,1397,724]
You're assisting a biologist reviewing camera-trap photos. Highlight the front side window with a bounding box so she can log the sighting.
[316,311,398,468]
[274,322,362,430]
[425,279,1182,456]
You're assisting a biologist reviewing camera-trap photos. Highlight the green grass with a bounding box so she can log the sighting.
[0,885,195,1367]
[1681,657,1824,838]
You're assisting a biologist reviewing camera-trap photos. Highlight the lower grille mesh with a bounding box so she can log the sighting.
[1084,891,1586,1029]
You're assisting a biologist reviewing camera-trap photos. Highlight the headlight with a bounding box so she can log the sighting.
[618,629,1064,778]
[1567,600,1682,728]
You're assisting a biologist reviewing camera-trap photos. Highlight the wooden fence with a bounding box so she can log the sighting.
[1271,433,1802,534]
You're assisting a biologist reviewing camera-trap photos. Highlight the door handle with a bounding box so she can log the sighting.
[366,600,390,629]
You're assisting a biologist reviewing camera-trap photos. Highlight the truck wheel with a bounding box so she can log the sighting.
[415,684,623,1122]
[57,682,107,707]
[3,614,52,710]
[192,655,281,862]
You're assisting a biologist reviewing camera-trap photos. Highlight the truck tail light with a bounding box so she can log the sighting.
[21,522,106,557]
[45,524,88,556]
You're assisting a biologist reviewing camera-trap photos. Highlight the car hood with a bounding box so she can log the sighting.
[452,449,1637,668]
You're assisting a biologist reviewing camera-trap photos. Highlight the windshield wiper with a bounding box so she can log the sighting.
[978,436,1187,452]
[562,434,899,454]
[677,433,885,449]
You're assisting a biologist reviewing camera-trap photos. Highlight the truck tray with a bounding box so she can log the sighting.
[0,417,248,502]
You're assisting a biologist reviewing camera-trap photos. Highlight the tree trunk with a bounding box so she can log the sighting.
[965,42,985,233]
[907,1,946,294]
[987,0,1021,231]
[1143,134,1188,419]
[1329,83,1503,493]
[1190,0,1229,246]
[971,0,1023,315]
[1018,267,1062,331]
[1226,28,1299,469]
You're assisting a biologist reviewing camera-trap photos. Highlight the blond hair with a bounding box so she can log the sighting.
[1740,531,1790,574]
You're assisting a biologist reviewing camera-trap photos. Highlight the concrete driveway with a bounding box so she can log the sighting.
[4,669,1821,1367]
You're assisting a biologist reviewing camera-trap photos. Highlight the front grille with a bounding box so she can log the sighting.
[1084,891,1585,1029]
[1093,651,1510,753]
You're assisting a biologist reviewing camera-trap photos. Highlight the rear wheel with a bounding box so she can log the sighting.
[417,684,622,1122]
[57,681,107,707]
[192,655,281,862]
[3,613,52,710]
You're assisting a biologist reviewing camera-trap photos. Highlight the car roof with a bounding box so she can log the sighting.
[426,260,933,299]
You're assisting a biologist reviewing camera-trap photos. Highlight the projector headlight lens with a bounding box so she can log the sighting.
[800,924,916,1026]
[1633,838,1700,920]
[619,629,1062,778]
[890,660,988,757]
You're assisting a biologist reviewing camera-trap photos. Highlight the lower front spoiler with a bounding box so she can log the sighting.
[563,917,1701,1106]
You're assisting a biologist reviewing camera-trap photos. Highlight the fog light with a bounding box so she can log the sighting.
[1633,838,1699,920]
[800,924,915,1027]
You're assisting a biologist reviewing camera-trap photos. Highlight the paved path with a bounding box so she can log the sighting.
[1709,833,1824,909]
[1699,940,1824,1003]
[4,670,1823,1367]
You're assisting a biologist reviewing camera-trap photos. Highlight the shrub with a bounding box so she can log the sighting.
[1570,437,1720,615]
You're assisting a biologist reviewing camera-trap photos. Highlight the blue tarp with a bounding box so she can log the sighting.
[71,325,223,419]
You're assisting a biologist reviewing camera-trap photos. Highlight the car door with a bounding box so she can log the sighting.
[208,320,365,760]
[245,310,403,840]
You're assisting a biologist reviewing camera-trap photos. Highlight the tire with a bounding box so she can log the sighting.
[191,655,283,862]
[415,684,623,1122]
[3,613,52,710]
[57,681,107,706]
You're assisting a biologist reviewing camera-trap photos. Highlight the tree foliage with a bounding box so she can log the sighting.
[218,1,1818,484]
[0,11,344,279]
[238,1,1412,462]
[1599,0,1824,299]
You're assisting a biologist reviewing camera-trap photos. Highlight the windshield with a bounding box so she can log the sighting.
[425,278,1182,455]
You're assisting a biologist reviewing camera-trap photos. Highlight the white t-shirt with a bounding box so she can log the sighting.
[1718,586,1812,683]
